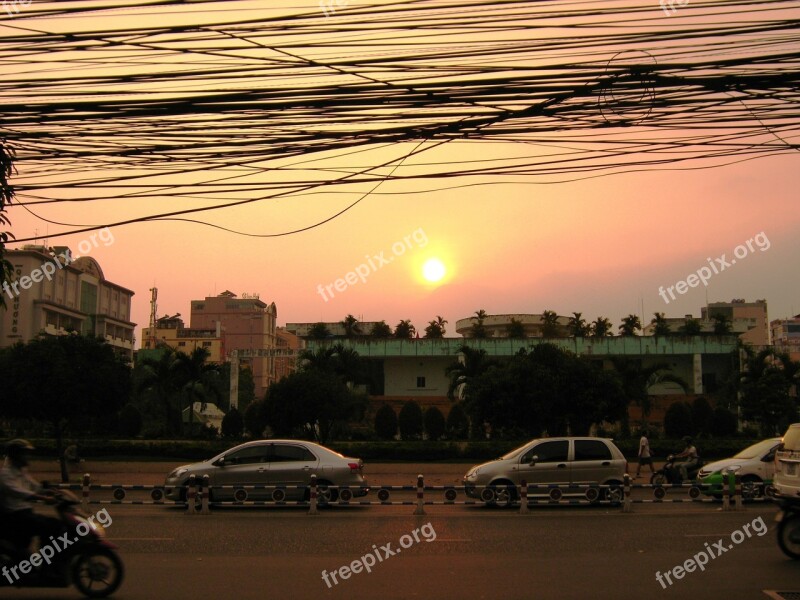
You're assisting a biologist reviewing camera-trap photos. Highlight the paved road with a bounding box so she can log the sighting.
[1,501,797,600]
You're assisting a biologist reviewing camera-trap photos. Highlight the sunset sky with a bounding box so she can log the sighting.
[3,0,799,344]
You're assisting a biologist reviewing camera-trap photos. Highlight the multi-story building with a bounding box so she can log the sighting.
[455,313,571,338]
[275,327,303,382]
[141,314,223,362]
[700,299,769,346]
[771,314,800,361]
[285,321,384,338]
[0,245,135,358]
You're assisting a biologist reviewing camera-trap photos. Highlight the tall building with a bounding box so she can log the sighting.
[0,245,135,358]
[771,314,800,361]
[190,291,278,398]
[141,314,223,362]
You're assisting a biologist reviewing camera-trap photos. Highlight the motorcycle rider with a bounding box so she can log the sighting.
[0,439,62,554]
[673,435,699,482]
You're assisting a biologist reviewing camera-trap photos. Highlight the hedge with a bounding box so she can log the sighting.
[11,437,762,462]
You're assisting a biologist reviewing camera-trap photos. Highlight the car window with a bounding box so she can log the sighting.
[574,440,612,461]
[270,445,316,462]
[225,446,268,465]
[521,440,569,463]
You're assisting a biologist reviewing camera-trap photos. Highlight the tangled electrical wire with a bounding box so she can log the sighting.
[0,0,798,241]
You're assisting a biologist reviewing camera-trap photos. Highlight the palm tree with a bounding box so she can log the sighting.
[446,346,494,400]
[711,312,733,335]
[171,347,222,437]
[340,314,361,338]
[471,309,488,339]
[541,310,560,338]
[299,343,363,386]
[308,322,331,339]
[424,316,447,339]
[567,312,590,337]
[369,321,393,338]
[739,347,800,435]
[394,320,415,339]
[591,317,613,338]
[611,358,688,425]
[650,312,671,336]
[619,314,642,337]
[136,347,182,435]
[679,317,703,336]
[506,318,526,338]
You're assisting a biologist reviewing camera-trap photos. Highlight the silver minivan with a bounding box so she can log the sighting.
[775,423,800,499]
[463,437,628,505]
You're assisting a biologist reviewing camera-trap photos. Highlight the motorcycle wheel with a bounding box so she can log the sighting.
[72,547,124,598]
[777,513,800,560]
[650,472,668,486]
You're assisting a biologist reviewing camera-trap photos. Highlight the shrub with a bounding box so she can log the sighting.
[710,406,738,437]
[424,407,446,441]
[117,404,142,438]
[374,405,398,440]
[221,407,244,439]
[663,401,693,438]
[446,403,470,440]
[398,401,423,440]
[691,397,714,435]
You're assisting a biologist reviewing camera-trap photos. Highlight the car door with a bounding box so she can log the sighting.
[570,439,617,485]
[267,443,319,500]
[213,444,271,500]
[515,440,570,489]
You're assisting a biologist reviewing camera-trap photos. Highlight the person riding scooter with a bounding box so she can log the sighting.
[0,439,62,554]
[673,436,700,483]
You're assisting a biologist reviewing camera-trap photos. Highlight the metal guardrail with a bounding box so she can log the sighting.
[63,470,763,515]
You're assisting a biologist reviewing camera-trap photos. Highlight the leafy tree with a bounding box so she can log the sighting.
[691,396,714,436]
[369,321,393,338]
[610,358,687,426]
[374,404,398,440]
[567,312,590,337]
[711,312,733,335]
[541,310,561,338]
[591,317,613,338]
[263,370,366,443]
[118,403,143,438]
[650,312,671,336]
[739,347,800,436]
[424,407,446,440]
[471,309,488,339]
[134,347,182,436]
[398,401,424,440]
[664,401,694,438]
[505,318,526,338]
[244,401,267,437]
[710,406,738,437]
[0,142,14,309]
[446,345,495,400]
[394,319,415,339]
[308,322,332,339]
[424,316,447,339]
[679,318,703,336]
[171,347,222,437]
[299,343,365,387]
[446,403,470,440]
[221,407,244,438]
[340,314,361,337]
[0,334,130,482]
[619,314,642,337]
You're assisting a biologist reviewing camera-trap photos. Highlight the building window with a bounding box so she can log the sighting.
[202,341,212,348]
[416,376,426,388]
[178,341,186,347]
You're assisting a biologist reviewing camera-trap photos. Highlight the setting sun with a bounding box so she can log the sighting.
[422,258,446,283]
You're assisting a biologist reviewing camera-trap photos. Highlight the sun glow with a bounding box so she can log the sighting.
[422,258,446,283]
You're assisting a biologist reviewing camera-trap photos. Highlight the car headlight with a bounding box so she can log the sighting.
[168,468,189,479]
[724,465,742,473]
[465,469,480,480]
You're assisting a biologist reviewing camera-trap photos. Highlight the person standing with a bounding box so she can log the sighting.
[635,429,654,478]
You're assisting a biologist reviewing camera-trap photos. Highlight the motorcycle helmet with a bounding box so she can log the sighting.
[5,439,35,465]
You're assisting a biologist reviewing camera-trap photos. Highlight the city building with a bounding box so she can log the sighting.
[286,321,385,338]
[700,299,769,345]
[275,327,303,382]
[0,245,135,358]
[771,314,800,361]
[141,314,223,362]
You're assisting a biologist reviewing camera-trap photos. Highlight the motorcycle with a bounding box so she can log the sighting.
[775,497,800,560]
[650,454,704,486]
[0,489,124,598]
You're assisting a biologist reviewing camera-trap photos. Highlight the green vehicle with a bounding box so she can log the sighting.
[697,438,781,499]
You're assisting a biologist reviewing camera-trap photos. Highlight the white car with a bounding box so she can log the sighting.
[697,438,781,499]
[775,423,800,500]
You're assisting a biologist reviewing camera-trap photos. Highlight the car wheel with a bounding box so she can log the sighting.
[741,475,763,500]
[487,481,517,508]
[777,513,800,560]
[316,481,339,506]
